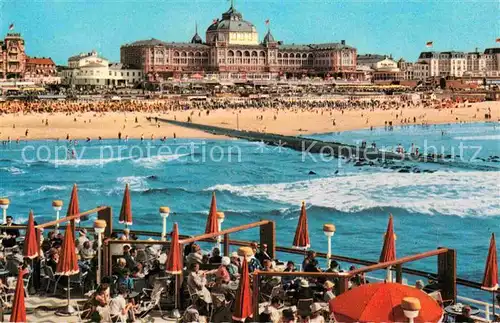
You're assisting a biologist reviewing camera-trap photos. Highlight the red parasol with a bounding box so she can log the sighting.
[119,184,133,226]
[23,210,39,259]
[66,184,80,229]
[379,214,396,262]
[56,222,79,276]
[165,223,182,274]
[293,201,310,249]
[329,282,443,323]
[232,257,253,321]
[482,233,498,290]
[9,270,27,322]
[205,192,219,234]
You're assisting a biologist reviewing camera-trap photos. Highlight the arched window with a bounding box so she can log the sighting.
[195,52,201,57]
[236,51,242,57]
[228,50,234,57]
[283,53,288,58]
[251,51,258,57]
[289,53,295,58]
[277,53,282,58]
[260,51,266,57]
[244,51,250,57]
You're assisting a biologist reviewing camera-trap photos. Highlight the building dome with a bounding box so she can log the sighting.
[206,4,256,33]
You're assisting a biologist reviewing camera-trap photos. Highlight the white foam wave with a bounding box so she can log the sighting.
[116,176,149,192]
[208,171,500,217]
[0,166,25,175]
[50,156,133,166]
[34,185,68,193]
[453,135,500,141]
[133,154,189,169]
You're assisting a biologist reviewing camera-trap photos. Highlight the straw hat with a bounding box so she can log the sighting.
[230,251,239,258]
[237,246,253,257]
[221,256,230,266]
[324,280,335,289]
[310,303,325,313]
[401,297,421,311]
[300,279,309,288]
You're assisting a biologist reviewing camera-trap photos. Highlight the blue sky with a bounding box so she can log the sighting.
[1,0,498,65]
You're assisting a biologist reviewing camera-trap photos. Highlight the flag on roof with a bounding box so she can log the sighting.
[426,41,433,48]
[265,19,270,25]
[496,38,500,43]
[8,23,14,31]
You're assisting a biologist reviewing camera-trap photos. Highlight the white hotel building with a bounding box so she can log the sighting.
[62,50,143,87]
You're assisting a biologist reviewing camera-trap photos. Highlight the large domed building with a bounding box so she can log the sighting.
[120,2,359,81]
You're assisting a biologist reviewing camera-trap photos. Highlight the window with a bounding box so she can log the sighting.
[133,72,135,76]
[127,72,129,76]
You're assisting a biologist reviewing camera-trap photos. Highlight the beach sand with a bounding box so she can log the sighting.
[0,101,498,141]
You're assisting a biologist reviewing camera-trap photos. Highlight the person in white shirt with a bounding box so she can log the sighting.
[109,285,136,322]
[77,229,89,251]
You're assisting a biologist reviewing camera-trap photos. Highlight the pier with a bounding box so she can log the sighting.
[158,118,500,171]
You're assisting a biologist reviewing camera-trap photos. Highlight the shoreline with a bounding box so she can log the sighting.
[0,101,498,141]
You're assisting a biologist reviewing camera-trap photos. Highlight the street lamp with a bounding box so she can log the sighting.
[216,212,225,250]
[94,219,107,285]
[323,224,336,268]
[52,200,63,235]
[401,297,421,323]
[159,206,170,241]
[0,198,10,224]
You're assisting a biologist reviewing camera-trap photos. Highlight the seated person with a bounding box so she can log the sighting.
[260,297,282,323]
[255,243,272,265]
[209,248,222,264]
[282,261,298,291]
[186,244,204,268]
[5,246,24,276]
[80,241,95,260]
[46,248,59,273]
[117,269,134,292]
[455,306,475,323]
[295,279,314,302]
[227,252,240,280]
[309,303,326,323]
[113,258,127,277]
[216,257,231,284]
[323,280,335,302]
[110,285,137,322]
[282,307,297,323]
[187,263,212,305]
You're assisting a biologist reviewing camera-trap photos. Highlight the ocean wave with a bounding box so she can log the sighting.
[50,156,133,167]
[453,135,500,141]
[34,185,68,193]
[0,166,25,175]
[116,176,149,192]
[207,171,500,217]
[132,153,190,169]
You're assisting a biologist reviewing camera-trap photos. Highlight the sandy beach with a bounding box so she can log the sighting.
[0,101,498,141]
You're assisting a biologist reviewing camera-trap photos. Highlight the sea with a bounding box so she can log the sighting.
[0,121,499,300]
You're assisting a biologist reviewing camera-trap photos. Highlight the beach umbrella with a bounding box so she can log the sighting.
[9,270,27,322]
[329,282,443,323]
[119,184,133,228]
[379,214,396,282]
[56,222,79,315]
[23,210,39,259]
[292,201,310,249]
[66,184,80,229]
[482,233,498,317]
[205,192,219,235]
[165,223,182,318]
[232,257,253,322]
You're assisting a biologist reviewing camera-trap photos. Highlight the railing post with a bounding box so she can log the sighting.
[438,248,457,303]
[223,233,230,256]
[260,221,276,259]
[337,274,350,295]
[253,272,260,322]
[103,240,109,277]
[97,206,113,238]
[395,264,403,284]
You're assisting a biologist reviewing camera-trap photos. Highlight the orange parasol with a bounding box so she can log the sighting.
[329,282,443,322]
[379,214,396,262]
[56,222,79,276]
[119,184,133,226]
[56,222,79,315]
[23,210,39,259]
[232,257,253,321]
[205,192,219,234]
[66,184,80,228]
[293,201,310,249]
[482,233,498,290]
[165,223,182,274]
[9,270,27,322]
[482,233,498,317]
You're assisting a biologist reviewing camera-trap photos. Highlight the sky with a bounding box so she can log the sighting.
[1,0,498,65]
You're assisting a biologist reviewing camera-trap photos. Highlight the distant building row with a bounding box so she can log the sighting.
[357,49,500,82]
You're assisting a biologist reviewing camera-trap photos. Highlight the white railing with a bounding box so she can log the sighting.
[364,275,497,322]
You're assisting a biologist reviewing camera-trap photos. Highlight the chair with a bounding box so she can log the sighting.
[186,284,200,306]
[70,271,89,295]
[297,298,314,318]
[138,287,164,318]
[261,284,283,303]
[43,266,61,294]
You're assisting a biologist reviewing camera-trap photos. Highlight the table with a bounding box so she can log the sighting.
[444,304,480,316]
